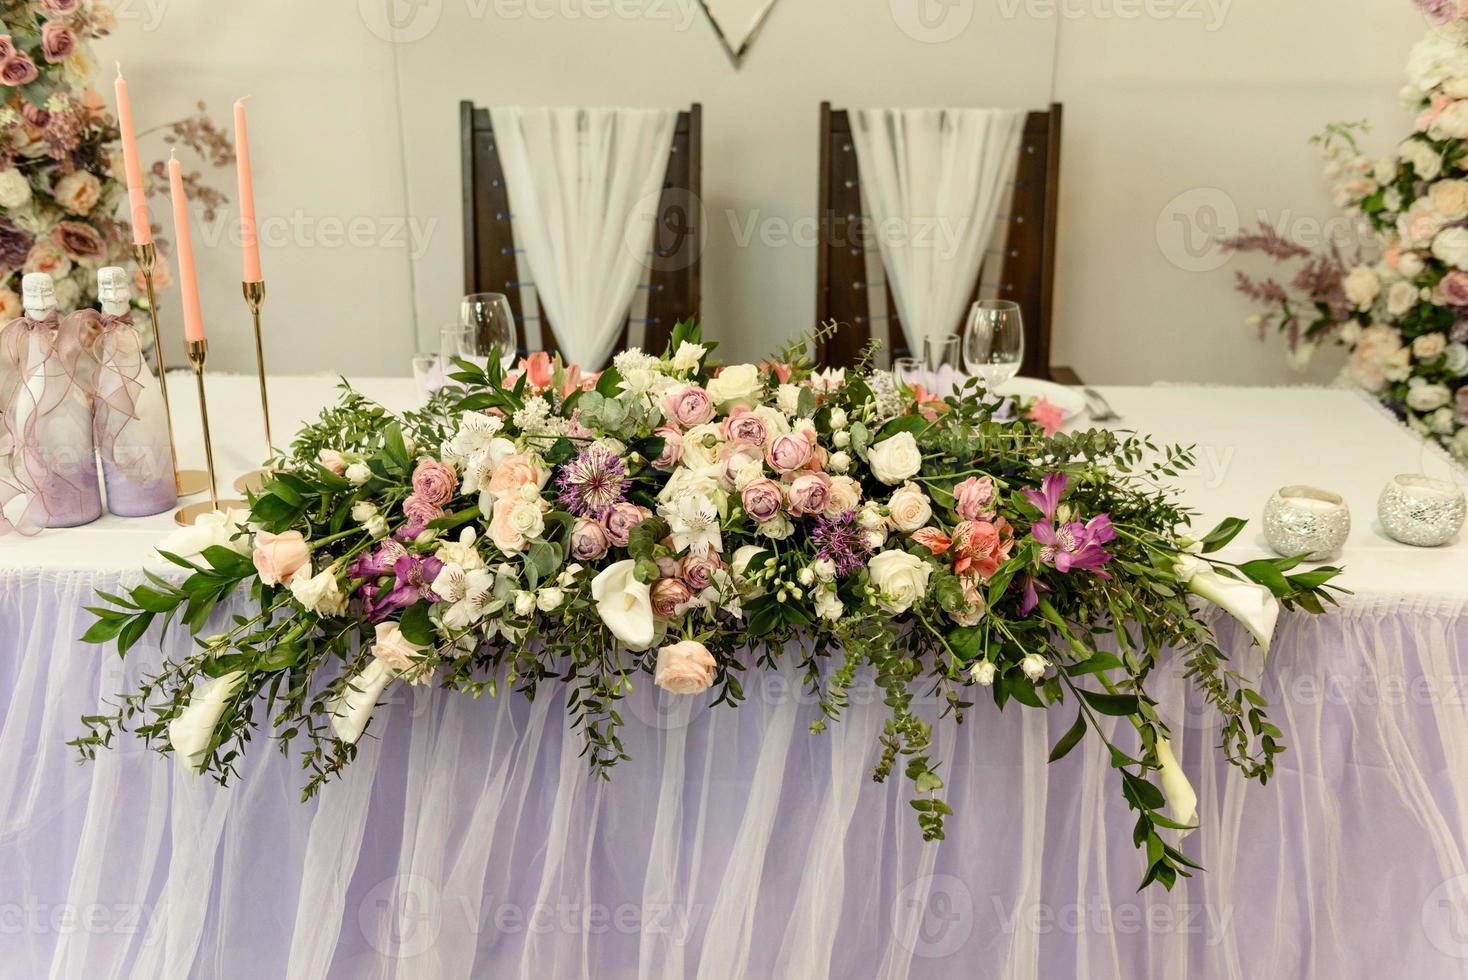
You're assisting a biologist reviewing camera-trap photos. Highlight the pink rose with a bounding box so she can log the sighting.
[570,517,610,560]
[371,621,425,673]
[654,639,717,694]
[1,54,38,87]
[953,475,997,521]
[650,424,683,471]
[602,501,648,547]
[650,577,694,618]
[655,556,682,579]
[487,454,544,502]
[317,449,346,476]
[1443,270,1468,307]
[719,443,762,488]
[784,471,833,517]
[721,408,768,446]
[40,21,76,63]
[41,0,80,14]
[411,458,458,506]
[252,530,310,586]
[741,478,785,523]
[489,497,528,554]
[51,221,105,261]
[402,493,443,530]
[679,553,721,591]
[765,432,812,474]
[663,385,715,428]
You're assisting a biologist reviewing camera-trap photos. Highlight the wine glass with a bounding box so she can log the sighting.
[459,292,517,368]
[893,357,926,390]
[922,334,961,371]
[963,300,1024,393]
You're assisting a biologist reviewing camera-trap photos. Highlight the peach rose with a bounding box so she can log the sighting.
[54,171,101,216]
[371,621,426,673]
[487,454,545,503]
[654,640,717,695]
[0,287,19,321]
[317,449,347,476]
[886,483,932,532]
[252,530,310,586]
[411,457,458,505]
[650,577,694,618]
[23,242,71,278]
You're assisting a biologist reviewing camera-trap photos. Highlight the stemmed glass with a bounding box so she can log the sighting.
[893,357,926,390]
[459,292,517,368]
[963,300,1025,393]
[922,334,961,371]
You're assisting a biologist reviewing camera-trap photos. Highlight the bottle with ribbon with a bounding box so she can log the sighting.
[83,266,177,517]
[0,273,102,531]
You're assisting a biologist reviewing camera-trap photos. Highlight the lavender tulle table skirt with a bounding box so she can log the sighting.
[4,569,1468,979]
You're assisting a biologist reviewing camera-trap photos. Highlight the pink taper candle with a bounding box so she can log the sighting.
[233,97,262,282]
[113,64,152,245]
[167,152,206,343]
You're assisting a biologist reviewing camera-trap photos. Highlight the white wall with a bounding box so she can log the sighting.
[100,0,1428,384]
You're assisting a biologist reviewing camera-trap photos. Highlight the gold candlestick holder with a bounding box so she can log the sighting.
[233,279,274,495]
[175,339,246,525]
[133,242,210,498]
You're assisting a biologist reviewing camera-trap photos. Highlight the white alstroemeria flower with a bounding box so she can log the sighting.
[289,568,348,616]
[431,562,497,630]
[1174,554,1280,655]
[1154,736,1198,835]
[157,508,251,559]
[169,670,247,772]
[664,492,722,557]
[591,560,655,651]
[670,340,706,373]
[446,410,504,462]
[435,527,486,571]
[327,659,397,745]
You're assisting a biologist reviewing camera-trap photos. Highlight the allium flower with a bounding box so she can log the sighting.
[557,445,630,519]
[810,510,872,577]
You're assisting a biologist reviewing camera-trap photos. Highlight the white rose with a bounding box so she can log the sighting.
[157,508,251,559]
[1387,280,1420,317]
[758,513,795,540]
[705,364,762,410]
[1401,138,1443,181]
[1414,333,1448,359]
[508,499,545,540]
[825,475,862,516]
[814,587,843,621]
[1432,100,1468,141]
[346,462,372,485]
[828,450,852,474]
[364,515,389,539]
[1445,342,1468,375]
[811,558,836,582]
[289,568,347,616]
[776,383,802,416]
[591,560,655,651]
[1433,179,1468,221]
[1407,381,1452,411]
[731,545,768,583]
[867,549,932,614]
[969,661,997,686]
[833,430,851,448]
[1399,251,1427,279]
[868,431,923,484]
[513,590,537,616]
[1452,428,1468,461]
[1342,266,1380,310]
[1019,654,1049,681]
[1407,30,1468,93]
[828,407,848,430]
[886,482,932,533]
[1448,76,1468,99]
[1429,407,1458,434]
[1434,226,1468,269]
[168,670,247,772]
[351,501,377,523]
[537,587,565,612]
[0,168,30,209]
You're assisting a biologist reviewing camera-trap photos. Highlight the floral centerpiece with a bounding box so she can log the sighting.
[76,325,1344,890]
[0,0,231,338]
[1223,0,1468,462]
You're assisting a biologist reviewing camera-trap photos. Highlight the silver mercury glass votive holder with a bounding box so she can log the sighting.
[1263,485,1351,562]
[1378,474,1466,547]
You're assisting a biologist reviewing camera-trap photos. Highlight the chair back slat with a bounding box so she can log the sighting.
[816,103,1063,377]
[461,103,702,364]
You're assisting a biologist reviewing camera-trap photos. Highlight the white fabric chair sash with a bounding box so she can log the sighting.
[490,106,678,369]
[849,107,1027,357]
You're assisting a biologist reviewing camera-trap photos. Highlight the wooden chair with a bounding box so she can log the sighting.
[815,103,1075,382]
[460,102,702,363]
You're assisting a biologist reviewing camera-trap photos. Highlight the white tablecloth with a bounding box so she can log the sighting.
[5,375,1463,599]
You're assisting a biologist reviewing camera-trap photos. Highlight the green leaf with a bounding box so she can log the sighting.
[1198,517,1246,553]
[1079,689,1140,717]
[1238,559,1291,597]
[398,602,434,646]
[427,505,481,532]
[128,585,180,614]
[80,616,128,645]
[1048,710,1087,763]
[383,422,409,468]
[627,517,671,561]
[201,546,252,577]
[949,625,984,661]
[595,365,623,397]
[1063,652,1124,677]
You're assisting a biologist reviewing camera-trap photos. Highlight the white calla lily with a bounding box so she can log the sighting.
[168,670,247,772]
[1155,737,1198,836]
[328,658,398,745]
[1174,554,1280,655]
[591,559,655,651]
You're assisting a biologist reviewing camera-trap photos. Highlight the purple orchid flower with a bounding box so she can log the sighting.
[1023,472,1067,520]
[365,553,443,621]
[1032,514,1116,577]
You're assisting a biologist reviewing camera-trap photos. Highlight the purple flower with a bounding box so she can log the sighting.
[810,510,872,577]
[1022,472,1067,520]
[0,217,33,270]
[366,554,443,621]
[348,541,406,581]
[1415,0,1459,24]
[556,445,630,519]
[1019,575,1051,616]
[1032,514,1116,577]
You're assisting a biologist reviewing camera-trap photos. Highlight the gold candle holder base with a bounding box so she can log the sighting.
[176,469,212,497]
[232,467,274,495]
[174,338,245,525]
